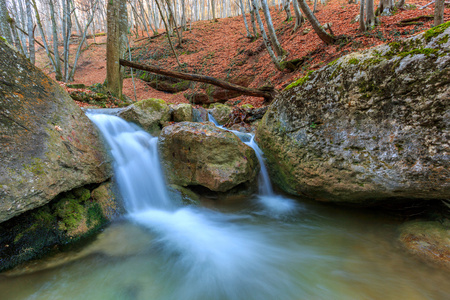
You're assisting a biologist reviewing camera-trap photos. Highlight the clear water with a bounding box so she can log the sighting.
[1,114,448,300]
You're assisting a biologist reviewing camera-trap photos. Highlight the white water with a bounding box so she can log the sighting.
[87,112,302,299]
[208,114,299,217]
[2,113,449,300]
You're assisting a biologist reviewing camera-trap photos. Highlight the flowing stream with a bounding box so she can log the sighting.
[0,112,449,300]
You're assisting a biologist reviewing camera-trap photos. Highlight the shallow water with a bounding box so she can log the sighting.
[1,113,448,300]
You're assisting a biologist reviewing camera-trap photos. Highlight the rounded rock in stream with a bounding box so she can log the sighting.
[158,122,259,192]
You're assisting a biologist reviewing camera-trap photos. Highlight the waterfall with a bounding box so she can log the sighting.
[86,111,300,300]
[208,113,298,217]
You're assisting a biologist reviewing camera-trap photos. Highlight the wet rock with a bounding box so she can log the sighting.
[171,103,193,122]
[118,98,171,135]
[256,22,450,204]
[209,103,232,125]
[0,182,121,272]
[159,122,259,192]
[192,107,209,122]
[398,220,450,270]
[0,39,112,223]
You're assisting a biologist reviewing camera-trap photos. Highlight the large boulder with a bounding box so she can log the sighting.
[209,103,232,125]
[159,122,259,192]
[118,98,171,135]
[256,22,450,204]
[0,39,112,223]
[171,103,193,122]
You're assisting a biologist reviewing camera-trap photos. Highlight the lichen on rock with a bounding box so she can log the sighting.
[256,23,450,204]
[158,122,259,192]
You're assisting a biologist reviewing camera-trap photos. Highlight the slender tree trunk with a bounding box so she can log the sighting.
[292,0,304,32]
[211,0,217,22]
[17,0,28,57]
[313,0,318,13]
[165,0,182,44]
[155,0,182,67]
[260,0,284,57]
[365,0,376,27]
[25,0,35,64]
[251,0,283,71]
[297,0,335,44]
[359,0,366,31]
[106,0,128,98]
[434,0,445,26]
[68,0,98,81]
[239,0,252,38]
[49,0,62,79]
[247,0,258,38]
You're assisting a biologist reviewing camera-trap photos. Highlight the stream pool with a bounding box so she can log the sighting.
[0,112,448,300]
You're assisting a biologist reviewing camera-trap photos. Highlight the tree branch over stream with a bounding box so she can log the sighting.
[119,59,277,103]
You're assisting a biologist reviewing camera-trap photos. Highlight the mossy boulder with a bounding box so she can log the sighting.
[118,98,171,135]
[158,122,259,192]
[148,79,191,93]
[209,103,232,125]
[167,184,201,205]
[0,38,112,223]
[171,103,193,122]
[256,23,450,204]
[398,220,450,270]
[0,182,121,272]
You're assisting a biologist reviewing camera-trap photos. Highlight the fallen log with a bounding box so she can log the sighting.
[119,59,276,102]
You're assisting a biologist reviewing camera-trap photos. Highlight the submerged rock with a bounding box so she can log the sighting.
[119,98,171,135]
[0,39,112,223]
[398,220,450,270]
[256,23,450,204]
[159,122,259,192]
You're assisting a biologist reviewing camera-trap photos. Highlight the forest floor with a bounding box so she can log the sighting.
[36,0,449,108]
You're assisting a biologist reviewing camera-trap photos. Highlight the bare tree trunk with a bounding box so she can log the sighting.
[106,0,128,98]
[239,0,252,38]
[283,0,292,20]
[25,0,35,64]
[211,0,217,22]
[251,0,283,71]
[17,0,28,56]
[68,0,99,81]
[359,0,366,31]
[247,0,258,38]
[313,0,318,13]
[120,59,276,102]
[49,0,62,79]
[297,0,335,44]
[292,0,304,32]
[165,0,182,44]
[155,0,182,67]
[63,0,72,81]
[260,0,285,57]
[365,0,376,27]
[434,0,445,26]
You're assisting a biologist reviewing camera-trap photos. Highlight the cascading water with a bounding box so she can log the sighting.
[2,111,448,300]
[208,114,299,217]
[86,111,302,300]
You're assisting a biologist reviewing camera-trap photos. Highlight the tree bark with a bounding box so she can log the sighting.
[365,0,376,27]
[49,0,61,79]
[0,0,13,44]
[434,0,445,26]
[292,0,304,32]
[25,0,35,64]
[106,0,128,98]
[239,0,252,38]
[251,0,284,70]
[260,0,285,57]
[120,59,276,102]
[297,0,335,45]
[359,0,366,31]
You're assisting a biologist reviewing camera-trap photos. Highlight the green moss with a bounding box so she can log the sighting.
[73,187,91,202]
[329,63,343,80]
[424,21,450,42]
[285,71,313,90]
[135,98,167,111]
[348,58,359,64]
[23,158,44,175]
[438,34,449,45]
[398,48,439,58]
[327,58,340,66]
[241,104,254,109]
[87,203,107,227]
[0,36,6,42]
[362,57,383,69]
[54,198,85,231]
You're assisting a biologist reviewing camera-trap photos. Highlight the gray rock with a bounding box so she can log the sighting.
[118,98,171,135]
[0,39,111,223]
[256,23,450,204]
[159,122,259,192]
